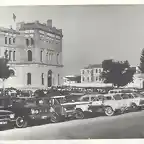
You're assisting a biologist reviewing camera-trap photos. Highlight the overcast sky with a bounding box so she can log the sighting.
[0,5,143,76]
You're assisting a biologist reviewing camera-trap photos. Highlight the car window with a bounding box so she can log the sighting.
[121,94,129,99]
[82,97,90,102]
[105,96,112,100]
[113,94,122,100]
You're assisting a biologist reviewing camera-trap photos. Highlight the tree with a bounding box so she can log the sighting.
[101,59,135,87]
[0,50,11,95]
[139,48,144,73]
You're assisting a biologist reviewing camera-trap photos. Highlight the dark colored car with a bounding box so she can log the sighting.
[8,97,55,128]
[0,96,15,130]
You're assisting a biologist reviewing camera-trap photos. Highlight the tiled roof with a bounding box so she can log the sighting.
[84,64,102,69]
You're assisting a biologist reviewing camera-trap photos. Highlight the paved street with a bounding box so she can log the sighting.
[1,110,144,139]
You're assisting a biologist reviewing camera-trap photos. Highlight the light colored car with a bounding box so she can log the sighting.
[75,94,104,119]
[127,92,144,109]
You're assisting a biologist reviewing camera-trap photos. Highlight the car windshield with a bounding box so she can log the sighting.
[113,94,122,100]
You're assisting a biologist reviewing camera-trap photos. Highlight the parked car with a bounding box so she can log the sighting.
[73,94,104,119]
[0,96,15,129]
[7,97,56,128]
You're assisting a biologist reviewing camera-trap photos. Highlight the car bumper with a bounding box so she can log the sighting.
[0,119,15,128]
[28,114,50,120]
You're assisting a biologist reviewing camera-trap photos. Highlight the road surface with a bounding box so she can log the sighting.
[1,110,144,139]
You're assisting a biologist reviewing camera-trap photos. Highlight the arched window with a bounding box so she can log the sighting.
[31,38,34,45]
[9,69,15,77]
[13,51,16,61]
[27,73,31,85]
[28,50,32,61]
[5,37,7,44]
[9,50,12,60]
[9,38,11,45]
[26,39,29,46]
[57,53,59,64]
[40,50,43,62]
[41,73,44,85]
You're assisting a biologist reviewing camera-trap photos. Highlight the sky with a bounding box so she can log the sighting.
[0,5,143,76]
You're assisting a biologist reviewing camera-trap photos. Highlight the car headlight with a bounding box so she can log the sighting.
[9,114,15,119]
[31,109,39,114]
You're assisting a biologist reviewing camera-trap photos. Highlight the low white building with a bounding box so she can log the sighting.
[125,67,144,89]
[63,75,81,86]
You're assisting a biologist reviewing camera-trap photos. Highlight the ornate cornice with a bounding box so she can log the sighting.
[9,61,64,68]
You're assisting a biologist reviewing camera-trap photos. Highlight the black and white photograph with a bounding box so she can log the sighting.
[1,3,144,140]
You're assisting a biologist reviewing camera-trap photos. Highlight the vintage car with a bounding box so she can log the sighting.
[123,92,144,110]
[73,94,104,119]
[0,96,15,129]
[8,96,70,128]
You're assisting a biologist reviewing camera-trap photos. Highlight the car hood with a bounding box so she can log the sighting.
[0,110,13,115]
[61,101,90,106]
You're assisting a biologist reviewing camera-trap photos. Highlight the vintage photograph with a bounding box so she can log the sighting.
[0,5,144,140]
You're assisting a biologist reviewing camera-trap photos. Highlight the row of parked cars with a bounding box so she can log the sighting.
[0,88,144,130]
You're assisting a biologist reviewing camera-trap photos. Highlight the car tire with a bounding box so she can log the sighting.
[104,106,114,116]
[75,109,85,119]
[50,112,60,123]
[15,116,28,128]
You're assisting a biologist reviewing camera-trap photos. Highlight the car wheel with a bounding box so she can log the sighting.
[104,106,114,116]
[50,112,60,123]
[75,109,85,119]
[15,116,28,128]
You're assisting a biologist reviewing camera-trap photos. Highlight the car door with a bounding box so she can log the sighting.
[112,94,123,110]
[120,94,131,108]
[89,96,103,112]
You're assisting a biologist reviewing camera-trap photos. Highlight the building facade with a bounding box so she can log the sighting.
[80,64,103,83]
[0,20,63,91]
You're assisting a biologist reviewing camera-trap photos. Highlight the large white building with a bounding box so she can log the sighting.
[0,20,64,91]
[80,64,103,83]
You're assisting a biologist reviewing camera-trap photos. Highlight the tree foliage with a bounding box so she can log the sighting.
[101,59,135,87]
[139,48,144,73]
[0,50,11,81]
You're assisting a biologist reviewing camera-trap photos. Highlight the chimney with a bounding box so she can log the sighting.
[47,19,52,27]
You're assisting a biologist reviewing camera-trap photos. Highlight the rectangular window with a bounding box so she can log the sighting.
[13,38,15,43]
[42,73,44,85]
[9,38,11,45]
